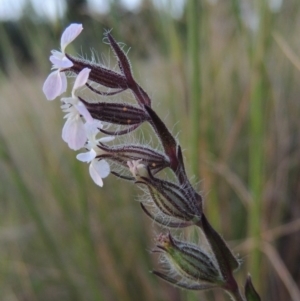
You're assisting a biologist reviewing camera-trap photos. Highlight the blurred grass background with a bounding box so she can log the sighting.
[0,0,300,300]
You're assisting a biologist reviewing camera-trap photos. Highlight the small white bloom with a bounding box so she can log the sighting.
[60,23,83,53]
[62,105,87,150]
[43,23,83,101]
[61,68,92,150]
[77,121,114,187]
[89,160,111,187]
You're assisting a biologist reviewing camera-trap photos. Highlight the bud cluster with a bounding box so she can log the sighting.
[42,23,260,301]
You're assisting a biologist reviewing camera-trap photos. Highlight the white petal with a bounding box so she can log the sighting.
[89,159,111,187]
[99,136,115,143]
[73,68,91,91]
[62,117,87,150]
[92,159,110,178]
[76,149,97,162]
[76,102,93,123]
[61,23,83,53]
[89,162,104,187]
[85,120,103,137]
[60,73,67,95]
[50,54,73,68]
[43,70,62,100]
[51,50,64,59]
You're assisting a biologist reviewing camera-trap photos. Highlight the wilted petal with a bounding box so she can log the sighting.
[77,149,97,162]
[43,70,64,100]
[62,116,87,150]
[128,159,146,179]
[61,23,83,52]
[73,68,91,91]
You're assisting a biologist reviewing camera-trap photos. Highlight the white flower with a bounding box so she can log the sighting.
[77,121,114,187]
[43,23,83,100]
[61,104,88,150]
[61,68,92,150]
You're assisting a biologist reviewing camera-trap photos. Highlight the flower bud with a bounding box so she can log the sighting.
[79,99,149,127]
[127,161,202,223]
[153,233,224,290]
[66,54,128,90]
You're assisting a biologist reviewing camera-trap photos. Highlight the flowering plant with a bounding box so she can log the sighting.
[42,23,261,301]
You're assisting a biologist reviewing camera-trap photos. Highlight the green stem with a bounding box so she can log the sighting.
[188,0,201,180]
[248,0,269,288]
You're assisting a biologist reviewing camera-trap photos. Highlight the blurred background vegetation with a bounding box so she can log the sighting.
[0,0,300,300]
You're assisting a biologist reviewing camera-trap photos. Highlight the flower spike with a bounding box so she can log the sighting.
[41,25,250,301]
